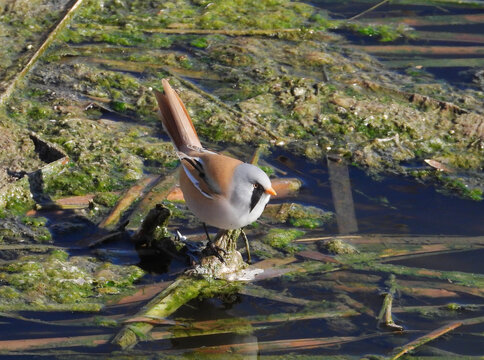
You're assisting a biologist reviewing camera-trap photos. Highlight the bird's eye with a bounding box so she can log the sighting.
[253,183,260,189]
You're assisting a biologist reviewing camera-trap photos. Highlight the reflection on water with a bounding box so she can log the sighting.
[328,156,358,234]
[274,149,484,237]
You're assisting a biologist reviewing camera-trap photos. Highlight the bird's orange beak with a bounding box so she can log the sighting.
[265,187,277,196]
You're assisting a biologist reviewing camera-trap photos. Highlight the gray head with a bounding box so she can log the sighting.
[230,163,275,217]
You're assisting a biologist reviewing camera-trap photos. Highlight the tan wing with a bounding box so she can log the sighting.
[154,79,202,153]
[180,152,243,199]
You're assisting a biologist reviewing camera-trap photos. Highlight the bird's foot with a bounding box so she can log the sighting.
[203,241,227,263]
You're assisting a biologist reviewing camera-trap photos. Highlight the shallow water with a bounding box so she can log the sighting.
[1,1,484,358]
[310,0,484,90]
[2,147,482,357]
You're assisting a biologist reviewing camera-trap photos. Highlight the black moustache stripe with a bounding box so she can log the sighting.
[184,157,205,178]
[250,184,265,213]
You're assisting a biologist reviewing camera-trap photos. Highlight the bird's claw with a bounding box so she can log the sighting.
[203,241,226,263]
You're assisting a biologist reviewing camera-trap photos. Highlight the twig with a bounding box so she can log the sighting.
[0,312,76,328]
[0,334,110,351]
[194,332,391,355]
[0,0,86,105]
[380,247,477,264]
[348,0,390,21]
[296,250,341,264]
[391,321,463,360]
[294,235,361,243]
[111,277,233,349]
[377,275,404,331]
[0,244,63,251]
[144,28,323,38]
[108,281,172,306]
[250,144,268,165]
[393,315,484,359]
[351,262,484,290]
[240,284,316,306]
[125,171,178,230]
[0,303,102,312]
[98,175,160,230]
[393,303,484,314]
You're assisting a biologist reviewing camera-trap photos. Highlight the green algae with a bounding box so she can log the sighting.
[0,250,144,311]
[190,37,209,48]
[0,1,482,357]
[435,173,484,201]
[323,238,359,255]
[0,0,70,93]
[349,23,413,42]
[262,228,305,253]
[0,183,34,215]
[263,203,334,229]
[93,192,120,207]
[0,214,52,245]
[4,0,479,202]
[113,276,241,349]
[351,262,484,289]
[3,84,176,199]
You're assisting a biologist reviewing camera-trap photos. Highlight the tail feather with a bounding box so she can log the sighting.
[154,79,202,152]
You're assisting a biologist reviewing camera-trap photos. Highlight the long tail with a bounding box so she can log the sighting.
[154,79,202,153]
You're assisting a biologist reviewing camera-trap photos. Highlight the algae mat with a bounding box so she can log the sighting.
[0,0,483,358]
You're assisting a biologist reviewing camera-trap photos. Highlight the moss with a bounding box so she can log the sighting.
[161,200,189,219]
[93,192,120,207]
[263,203,334,229]
[190,37,209,48]
[21,215,47,227]
[0,285,21,300]
[0,251,144,311]
[446,302,462,311]
[259,165,275,177]
[323,238,359,255]
[0,213,53,244]
[43,165,113,196]
[4,193,34,214]
[198,278,241,299]
[436,173,484,201]
[195,0,315,30]
[50,249,69,261]
[111,100,128,112]
[94,317,119,327]
[263,228,304,253]
[27,105,54,121]
[36,230,52,243]
[150,34,174,48]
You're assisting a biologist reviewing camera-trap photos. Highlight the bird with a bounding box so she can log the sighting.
[153,79,276,240]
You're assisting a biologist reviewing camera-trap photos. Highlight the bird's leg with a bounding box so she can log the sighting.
[202,223,226,263]
[203,223,211,242]
[241,229,252,264]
